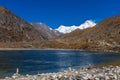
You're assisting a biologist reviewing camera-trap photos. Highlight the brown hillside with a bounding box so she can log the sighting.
[80,15,120,42]
[57,14,120,52]
[0,6,44,42]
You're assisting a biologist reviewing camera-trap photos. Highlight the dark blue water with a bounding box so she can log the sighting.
[0,50,120,78]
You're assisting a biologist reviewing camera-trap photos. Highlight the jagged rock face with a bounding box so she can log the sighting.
[0,6,44,42]
[31,23,57,39]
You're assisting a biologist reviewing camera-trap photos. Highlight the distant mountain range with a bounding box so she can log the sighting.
[0,6,119,52]
[55,20,96,33]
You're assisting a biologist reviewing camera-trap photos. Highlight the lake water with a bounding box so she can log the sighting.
[0,50,120,78]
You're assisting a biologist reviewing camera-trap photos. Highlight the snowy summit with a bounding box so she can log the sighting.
[55,20,96,34]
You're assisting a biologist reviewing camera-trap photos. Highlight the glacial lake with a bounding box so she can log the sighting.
[0,50,120,78]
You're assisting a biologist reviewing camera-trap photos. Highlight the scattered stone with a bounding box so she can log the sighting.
[1,65,120,80]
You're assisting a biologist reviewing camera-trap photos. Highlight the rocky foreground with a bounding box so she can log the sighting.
[1,66,120,80]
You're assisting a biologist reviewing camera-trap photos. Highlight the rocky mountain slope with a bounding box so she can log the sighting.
[61,15,120,43]
[31,23,57,39]
[0,6,44,42]
[57,15,120,52]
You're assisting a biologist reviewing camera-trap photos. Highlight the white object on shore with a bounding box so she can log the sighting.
[12,68,20,79]
[16,68,19,74]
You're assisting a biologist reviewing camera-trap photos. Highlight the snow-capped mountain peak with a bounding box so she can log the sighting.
[55,20,96,34]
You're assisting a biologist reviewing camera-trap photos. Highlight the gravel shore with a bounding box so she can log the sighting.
[1,65,120,80]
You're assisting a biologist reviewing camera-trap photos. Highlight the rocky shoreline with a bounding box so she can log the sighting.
[0,48,119,54]
[1,65,120,80]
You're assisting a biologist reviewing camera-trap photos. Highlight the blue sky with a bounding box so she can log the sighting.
[0,0,120,29]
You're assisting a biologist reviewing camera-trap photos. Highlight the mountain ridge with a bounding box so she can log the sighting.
[56,14,120,52]
[0,6,44,42]
[31,23,57,39]
[55,20,96,33]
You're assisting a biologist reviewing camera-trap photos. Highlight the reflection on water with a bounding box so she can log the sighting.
[0,50,120,78]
